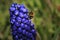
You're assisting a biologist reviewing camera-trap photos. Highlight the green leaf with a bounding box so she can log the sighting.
[3,26,10,40]
[36,26,45,40]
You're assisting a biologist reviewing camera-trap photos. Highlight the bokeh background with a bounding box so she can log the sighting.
[0,0,60,40]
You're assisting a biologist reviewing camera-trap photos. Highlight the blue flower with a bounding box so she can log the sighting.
[9,3,36,40]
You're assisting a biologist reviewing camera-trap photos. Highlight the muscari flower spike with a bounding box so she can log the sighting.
[9,3,36,40]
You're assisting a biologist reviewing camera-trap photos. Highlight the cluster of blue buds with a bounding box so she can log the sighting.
[9,3,36,40]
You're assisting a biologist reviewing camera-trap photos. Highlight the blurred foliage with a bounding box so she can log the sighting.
[0,0,60,40]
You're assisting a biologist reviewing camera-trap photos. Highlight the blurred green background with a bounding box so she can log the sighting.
[0,0,60,40]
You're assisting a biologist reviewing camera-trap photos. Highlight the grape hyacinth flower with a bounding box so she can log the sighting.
[9,3,36,40]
